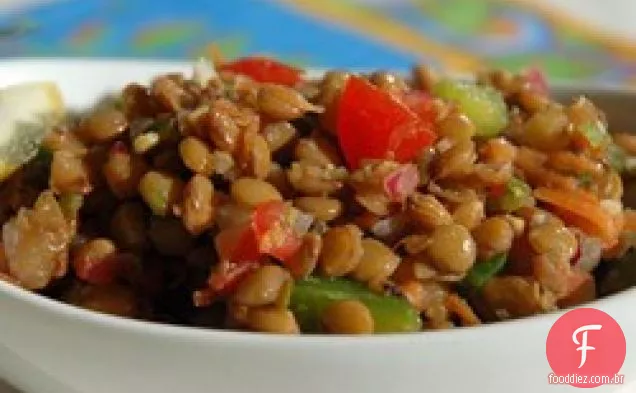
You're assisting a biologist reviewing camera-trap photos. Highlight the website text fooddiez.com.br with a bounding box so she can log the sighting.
[548,373,625,386]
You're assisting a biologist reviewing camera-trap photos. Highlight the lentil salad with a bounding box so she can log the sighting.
[0,57,635,335]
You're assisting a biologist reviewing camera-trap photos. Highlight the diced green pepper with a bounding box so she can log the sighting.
[433,79,508,138]
[290,277,421,333]
[463,254,507,289]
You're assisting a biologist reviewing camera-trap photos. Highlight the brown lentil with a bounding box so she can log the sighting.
[287,161,346,196]
[294,196,343,222]
[321,299,374,334]
[207,100,241,153]
[179,137,214,176]
[352,238,400,285]
[233,264,290,307]
[262,121,297,152]
[319,224,364,277]
[182,175,215,235]
[230,177,282,207]
[257,83,322,121]
[452,199,485,230]
[408,193,453,230]
[294,138,337,167]
[425,224,477,274]
[246,306,300,334]
[103,144,148,199]
[66,284,138,318]
[138,171,183,216]
[472,216,514,260]
[287,232,322,278]
[79,108,128,143]
[50,150,91,195]
[437,110,476,142]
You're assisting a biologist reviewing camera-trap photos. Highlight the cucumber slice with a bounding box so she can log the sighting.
[433,79,508,138]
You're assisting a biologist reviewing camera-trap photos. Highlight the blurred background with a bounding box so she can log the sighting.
[1,0,636,85]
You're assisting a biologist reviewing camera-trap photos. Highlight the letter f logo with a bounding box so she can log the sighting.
[572,324,603,368]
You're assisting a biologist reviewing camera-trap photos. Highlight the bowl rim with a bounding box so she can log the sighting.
[0,57,635,344]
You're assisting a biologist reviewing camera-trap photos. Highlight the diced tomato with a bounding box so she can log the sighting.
[219,56,303,86]
[336,76,437,169]
[215,225,261,265]
[207,222,268,296]
[401,90,436,121]
[73,254,125,286]
[383,163,420,202]
[252,201,304,262]
[208,260,260,296]
[214,201,307,271]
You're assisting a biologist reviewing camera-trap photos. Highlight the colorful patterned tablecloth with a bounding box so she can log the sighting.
[1,0,636,85]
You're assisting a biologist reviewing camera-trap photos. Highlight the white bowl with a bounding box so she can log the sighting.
[0,59,634,393]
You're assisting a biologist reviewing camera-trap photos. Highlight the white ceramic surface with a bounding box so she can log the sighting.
[0,59,634,393]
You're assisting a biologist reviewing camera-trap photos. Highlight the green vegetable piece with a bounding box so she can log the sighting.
[579,121,610,149]
[490,177,532,213]
[433,79,508,138]
[463,253,507,288]
[290,277,421,333]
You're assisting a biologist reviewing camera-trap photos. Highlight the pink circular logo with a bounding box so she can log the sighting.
[546,308,626,388]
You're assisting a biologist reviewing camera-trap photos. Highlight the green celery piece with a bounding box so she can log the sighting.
[290,277,421,333]
[433,79,508,138]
